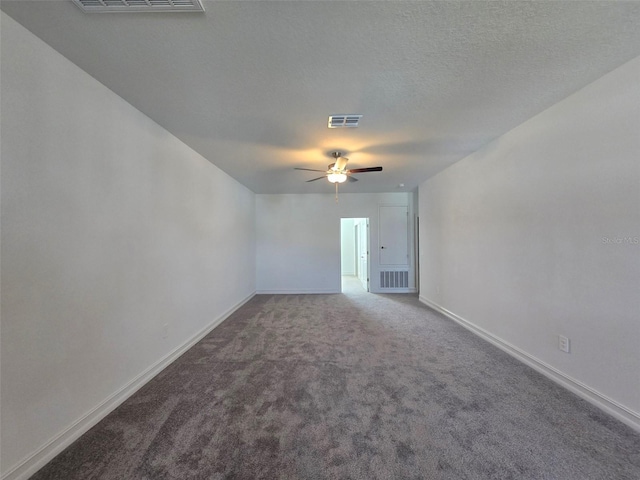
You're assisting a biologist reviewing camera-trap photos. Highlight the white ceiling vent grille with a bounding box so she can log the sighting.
[72,0,205,13]
[328,115,363,128]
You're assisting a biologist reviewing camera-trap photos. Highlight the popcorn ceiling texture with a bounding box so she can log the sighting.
[31,281,640,479]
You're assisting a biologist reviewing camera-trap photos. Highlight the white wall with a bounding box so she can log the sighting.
[340,218,356,275]
[419,55,640,429]
[256,193,414,294]
[0,13,256,479]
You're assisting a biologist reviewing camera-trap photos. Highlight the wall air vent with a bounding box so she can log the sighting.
[72,0,205,13]
[380,271,409,289]
[328,115,363,128]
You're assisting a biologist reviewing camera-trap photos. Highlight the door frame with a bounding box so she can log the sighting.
[341,217,370,292]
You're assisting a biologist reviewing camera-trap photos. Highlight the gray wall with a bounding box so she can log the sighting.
[1,14,256,478]
[418,56,640,429]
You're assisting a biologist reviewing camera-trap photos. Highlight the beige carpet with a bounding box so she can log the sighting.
[31,285,640,479]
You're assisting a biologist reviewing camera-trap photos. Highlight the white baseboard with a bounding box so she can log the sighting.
[374,288,417,294]
[2,292,256,480]
[255,288,418,295]
[418,295,640,433]
[256,289,340,294]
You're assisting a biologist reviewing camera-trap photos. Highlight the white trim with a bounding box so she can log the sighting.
[1,292,256,480]
[256,289,340,295]
[257,288,417,295]
[373,288,417,294]
[418,296,640,433]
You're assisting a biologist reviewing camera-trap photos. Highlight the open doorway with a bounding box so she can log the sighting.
[341,218,369,293]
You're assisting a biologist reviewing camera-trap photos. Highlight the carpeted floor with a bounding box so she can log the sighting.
[32,277,640,479]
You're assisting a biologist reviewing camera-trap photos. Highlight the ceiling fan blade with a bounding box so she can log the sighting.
[334,156,349,171]
[306,176,327,182]
[347,176,358,182]
[347,166,383,173]
[295,167,328,172]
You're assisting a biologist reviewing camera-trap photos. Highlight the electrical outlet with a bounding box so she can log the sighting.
[558,335,570,353]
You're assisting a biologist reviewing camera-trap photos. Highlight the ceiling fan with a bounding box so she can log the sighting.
[295,150,382,185]
[295,152,383,201]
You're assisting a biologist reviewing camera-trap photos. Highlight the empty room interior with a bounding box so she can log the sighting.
[1,1,639,479]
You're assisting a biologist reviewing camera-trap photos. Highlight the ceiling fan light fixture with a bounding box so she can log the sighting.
[327,172,348,184]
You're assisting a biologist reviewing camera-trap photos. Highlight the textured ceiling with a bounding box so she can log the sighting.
[3,0,640,194]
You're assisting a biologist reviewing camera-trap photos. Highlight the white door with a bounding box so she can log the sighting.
[379,206,409,265]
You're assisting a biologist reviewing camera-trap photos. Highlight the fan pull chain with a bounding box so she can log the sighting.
[335,182,339,203]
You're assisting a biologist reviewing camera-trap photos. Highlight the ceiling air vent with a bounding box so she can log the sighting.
[328,115,363,128]
[72,0,205,13]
